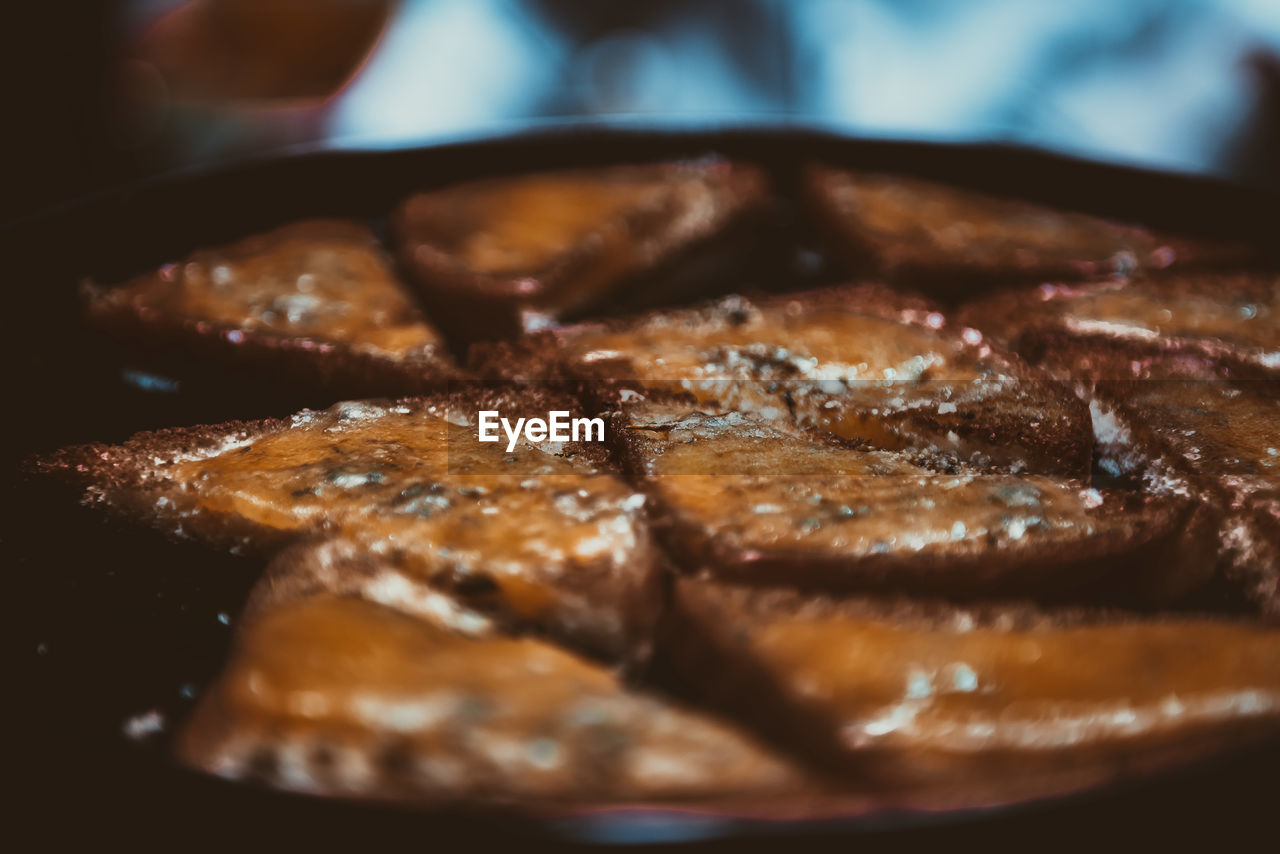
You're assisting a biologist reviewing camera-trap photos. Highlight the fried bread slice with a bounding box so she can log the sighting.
[661,576,1280,805]
[610,396,1214,605]
[960,272,1280,379]
[31,388,661,660]
[84,219,456,395]
[492,285,1093,477]
[803,166,1253,292]
[1032,340,1280,618]
[178,574,803,806]
[392,158,771,343]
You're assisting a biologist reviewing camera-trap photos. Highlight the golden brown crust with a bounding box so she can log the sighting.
[661,575,1280,803]
[803,165,1257,295]
[84,219,460,397]
[28,416,293,553]
[179,585,806,807]
[957,272,1280,380]
[609,396,1216,606]
[28,388,663,661]
[480,285,1093,478]
[1023,342,1280,619]
[28,162,1280,819]
[393,159,773,343]
[242,537,498,634]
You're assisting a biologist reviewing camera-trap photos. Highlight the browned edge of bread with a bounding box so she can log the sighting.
[470,282,1094,479]
[392,159,776,345]
[82,296,462,399]
[959,275,1280,381]
[801,164,1261,299]
[24,384,614,552]
[82,218,461,399]
[657,574,1280,804]
[1018,336,1280,619]
[605,392,1219,608]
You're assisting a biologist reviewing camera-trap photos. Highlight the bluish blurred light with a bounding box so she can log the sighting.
[133,0,1280,182]
[329,0,566,144]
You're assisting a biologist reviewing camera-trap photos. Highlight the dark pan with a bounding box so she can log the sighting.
[6,127,1280,849]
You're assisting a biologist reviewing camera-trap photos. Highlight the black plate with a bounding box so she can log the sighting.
[7,127,1280,849]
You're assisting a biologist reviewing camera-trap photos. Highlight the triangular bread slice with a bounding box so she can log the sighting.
[1030,339,1280,619]
[661,576,1280,807]
[610,395,1215,606]
[178,543,803,807]
[84,219,457,396]
[959,271,1280,380]
[804,165,1256,294]
[31,387,661,661]
[481,284,1093,478]
[392,158,771,343]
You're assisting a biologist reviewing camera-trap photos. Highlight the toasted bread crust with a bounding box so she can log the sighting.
[83,303,461,397]
[609,395,1215,606]
[958,272,1280,380]
[661,576,1280,802]
[28,416,291,553]
[27,161,1280,817]
[1025,340,1280,618]
[179,577,805,807]
[960,276,1278,616]
[803,165,1256,294]
[28,388,663,660]
[84,219,459,397]
[393,159,773,343]
[476,284,1093,478]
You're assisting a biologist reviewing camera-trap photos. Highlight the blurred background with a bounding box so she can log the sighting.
[5,0,1280,222]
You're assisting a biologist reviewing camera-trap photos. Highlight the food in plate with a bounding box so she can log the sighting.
[27,160,1280,819]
